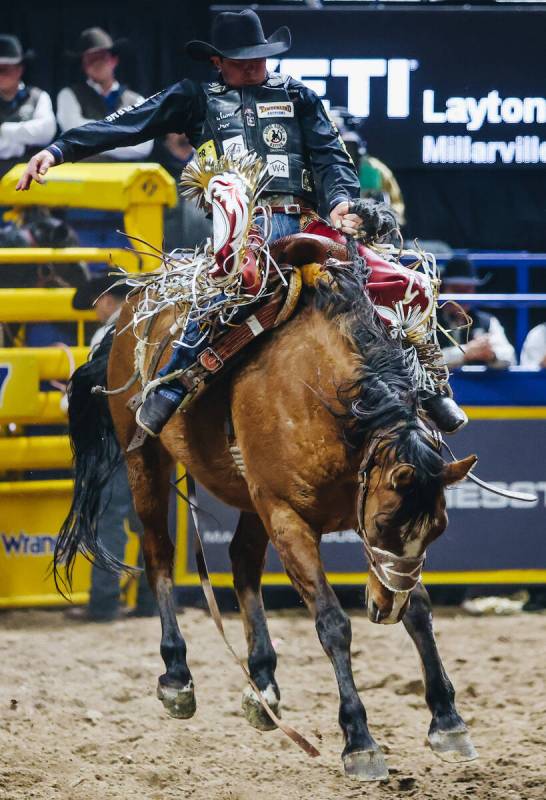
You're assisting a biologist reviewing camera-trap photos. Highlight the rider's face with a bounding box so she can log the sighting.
[211,56,267,88]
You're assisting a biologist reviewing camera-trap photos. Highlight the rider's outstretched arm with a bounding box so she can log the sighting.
[16,80,202,191]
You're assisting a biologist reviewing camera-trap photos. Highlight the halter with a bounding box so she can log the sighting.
[355,425,440,594]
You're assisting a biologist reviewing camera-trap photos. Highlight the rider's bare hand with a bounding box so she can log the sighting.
[16,149,56,191]
[330,201,363,237]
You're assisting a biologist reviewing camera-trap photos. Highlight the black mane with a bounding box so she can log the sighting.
[314,261,445,504]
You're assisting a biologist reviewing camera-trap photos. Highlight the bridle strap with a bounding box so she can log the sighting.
[356,431,428,594]
[363,537,426,593]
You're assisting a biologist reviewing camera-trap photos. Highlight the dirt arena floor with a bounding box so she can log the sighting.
[1,605,545,800]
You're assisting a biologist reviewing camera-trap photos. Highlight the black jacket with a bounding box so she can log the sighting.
[47,75,360,213]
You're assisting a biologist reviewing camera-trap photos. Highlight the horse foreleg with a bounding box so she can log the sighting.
[126,442,196,719]
[403,582,477,762]
[229,511,280,731]
[256,499,388,782]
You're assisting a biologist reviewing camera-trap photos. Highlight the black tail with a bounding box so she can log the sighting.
[54,330,128,593]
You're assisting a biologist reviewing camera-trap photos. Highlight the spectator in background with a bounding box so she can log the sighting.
[520,322,546,369]
[0,35,56,178]
[66,275,157,621]
[57,28,152,162]
[151,131,211,250]
[358,151,406,227]
[439,257,516,369]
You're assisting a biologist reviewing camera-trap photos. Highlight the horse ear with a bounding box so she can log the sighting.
[390,464,416,491]
[442,455,478,486]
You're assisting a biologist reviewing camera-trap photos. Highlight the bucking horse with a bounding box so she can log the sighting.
[56,153,484,782]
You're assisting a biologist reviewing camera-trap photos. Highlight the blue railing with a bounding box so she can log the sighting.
[437,252,546,353]
[450,367,546,406]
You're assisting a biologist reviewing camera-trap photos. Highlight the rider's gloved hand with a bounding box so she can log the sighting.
[16,149,57,191]
[330,200,363,237]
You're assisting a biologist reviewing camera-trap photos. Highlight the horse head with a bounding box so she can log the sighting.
[180,153,270,287]
[358,423,476,625]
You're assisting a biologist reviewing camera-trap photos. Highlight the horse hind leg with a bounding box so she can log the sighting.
[126,441,196,719]
[229,511,280,731]
[403,582,478,762]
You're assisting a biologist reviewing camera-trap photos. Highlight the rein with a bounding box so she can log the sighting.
[171,475,320,759]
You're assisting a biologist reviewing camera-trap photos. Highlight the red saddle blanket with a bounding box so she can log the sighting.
[301,218,432,323]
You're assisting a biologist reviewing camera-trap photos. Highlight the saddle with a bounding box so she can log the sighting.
[182,232,348,380]
[125,233,352,452]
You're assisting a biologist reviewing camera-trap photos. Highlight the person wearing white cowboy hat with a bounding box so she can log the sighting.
[0,34,56,177]
[439,257,516,370]
[56,27,152,162]
[16,8,467,436]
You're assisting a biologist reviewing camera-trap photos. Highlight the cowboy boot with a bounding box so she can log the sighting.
[421,390,468,434]
[136,385,185,437]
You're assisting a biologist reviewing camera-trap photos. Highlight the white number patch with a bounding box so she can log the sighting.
[266,154,289,178]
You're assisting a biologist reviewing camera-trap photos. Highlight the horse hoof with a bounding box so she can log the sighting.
[157,680,196,719]
[343,749,389,782]
[428,728,478,762]
[242,684,279,731]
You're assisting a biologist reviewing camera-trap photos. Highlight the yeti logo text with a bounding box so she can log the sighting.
[267,58,418,118]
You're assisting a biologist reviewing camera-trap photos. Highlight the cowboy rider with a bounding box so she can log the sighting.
[16,8,466,436]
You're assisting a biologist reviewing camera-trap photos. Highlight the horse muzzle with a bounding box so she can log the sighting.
[365,580,410,624]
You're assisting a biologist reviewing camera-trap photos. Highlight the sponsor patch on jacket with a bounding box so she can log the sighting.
[244,108,256,127]
[256,102,294,118]
[266,154,289,179]
[301,169,314,193]
[222,135,247,158]
[197,139,217,162]
[263,123,287,150]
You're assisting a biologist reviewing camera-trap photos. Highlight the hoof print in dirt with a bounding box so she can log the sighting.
[343,749,389,782]
[157,681,197,719]
[428,728,478,762]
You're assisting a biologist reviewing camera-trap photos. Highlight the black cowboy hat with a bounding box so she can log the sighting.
[186,9,291,62]
[72,274,127,310]
[0,35,35,65]
[65,27,128,59]
[441,257,490,287]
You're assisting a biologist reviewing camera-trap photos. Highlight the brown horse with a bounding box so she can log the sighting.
[56,235,477,781]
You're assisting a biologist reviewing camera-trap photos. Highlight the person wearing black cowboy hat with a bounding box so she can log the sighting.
[16,8,467,435]
[56,27,152,162]
[439,257,515,369]
[18,9,362,226]
[0,34,56,178]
